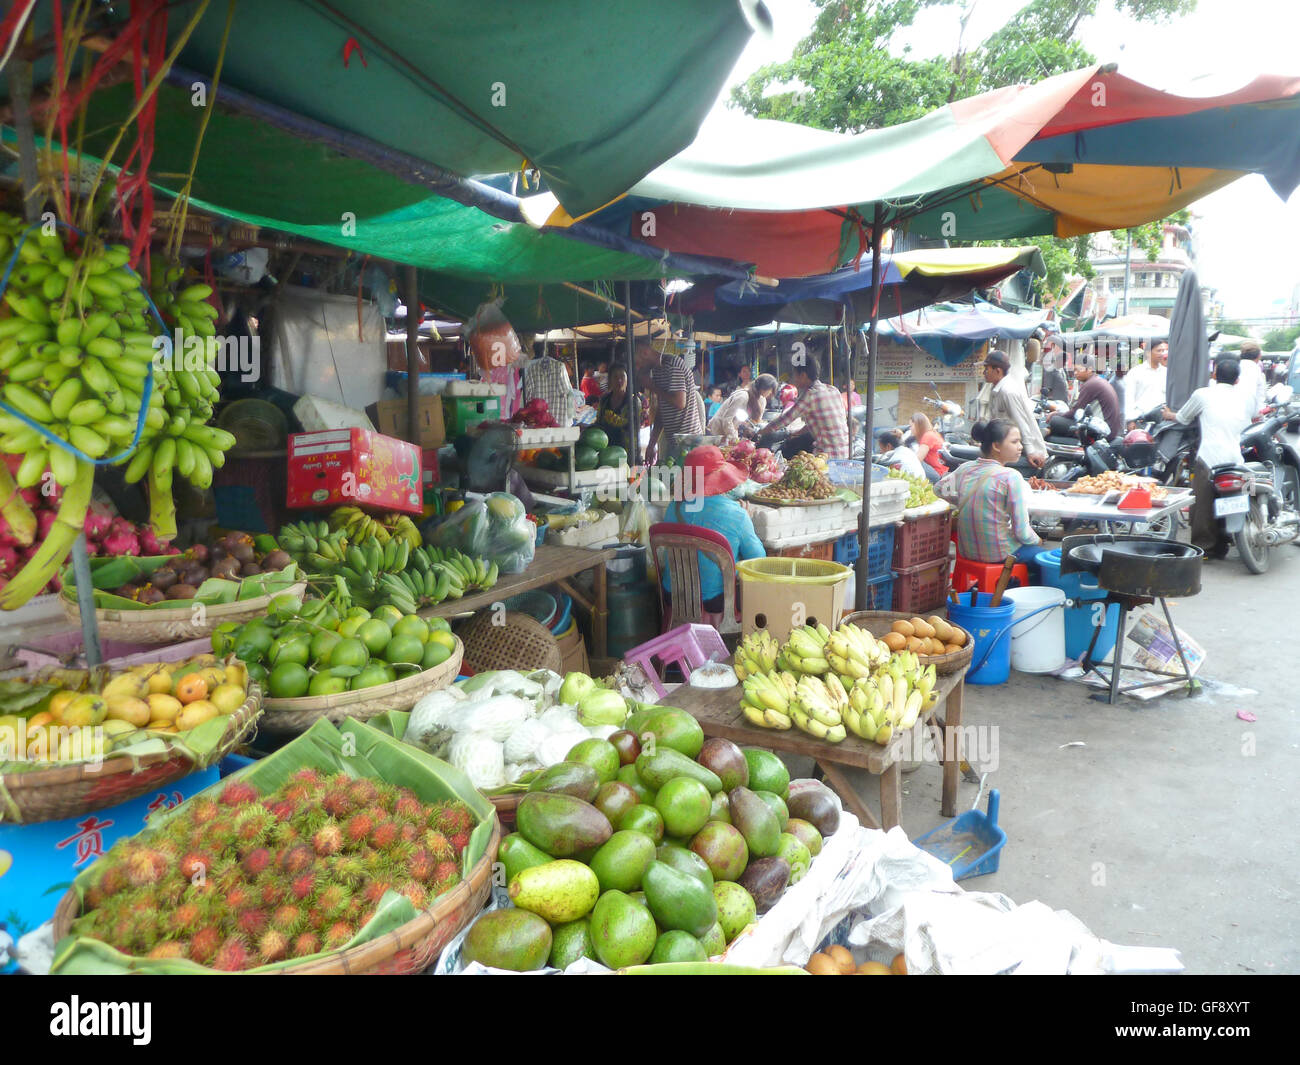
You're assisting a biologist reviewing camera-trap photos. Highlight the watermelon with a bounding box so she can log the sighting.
[579,427,609,452]
[574,446,600,472]
[598,445,627,468]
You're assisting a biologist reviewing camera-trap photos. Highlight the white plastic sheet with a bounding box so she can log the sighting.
[270,286,388,410]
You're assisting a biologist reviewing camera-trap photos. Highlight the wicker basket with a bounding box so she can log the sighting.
[0,684,263,824]
[258,638,463,734]
[841,610,975,676]
[489,792,522,830]
[459,611,562,674]
[61,581,308,644]
[51,815,501,974]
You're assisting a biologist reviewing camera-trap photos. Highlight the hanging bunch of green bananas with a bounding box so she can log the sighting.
[119,266,235,538]
[0,218,143,604]
[329,505,421,548]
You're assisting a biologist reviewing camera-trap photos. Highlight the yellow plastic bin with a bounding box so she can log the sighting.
[738,558,852,642]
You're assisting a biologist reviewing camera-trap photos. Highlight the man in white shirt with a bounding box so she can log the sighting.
[1162,356,1250,557]
[1235,341,1266,418]
[1126,340,1168,426]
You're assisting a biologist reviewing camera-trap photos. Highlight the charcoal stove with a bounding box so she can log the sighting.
[1060,534,1204,703]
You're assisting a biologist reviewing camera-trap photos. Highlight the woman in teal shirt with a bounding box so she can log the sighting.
[663,445,765,612]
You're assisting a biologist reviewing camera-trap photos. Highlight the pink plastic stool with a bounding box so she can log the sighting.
[622,624,730,699]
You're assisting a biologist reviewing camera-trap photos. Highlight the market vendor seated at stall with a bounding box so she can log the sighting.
[937,419,1041,564]
[595,365,640,451]
[756,358,848,459]
[876,429,928,479]
[662,445,765,616]
[708,373,777,442]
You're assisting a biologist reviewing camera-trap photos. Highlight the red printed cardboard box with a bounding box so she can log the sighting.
[287,430,423,515]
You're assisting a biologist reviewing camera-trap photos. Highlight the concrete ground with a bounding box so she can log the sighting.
[792,542,1300,975]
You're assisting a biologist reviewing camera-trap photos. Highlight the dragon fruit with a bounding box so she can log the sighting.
[83,506,113,542]
[140,526,172,556]
[101,529,142,557]
[732,438,756,458]
[0,544,18,576]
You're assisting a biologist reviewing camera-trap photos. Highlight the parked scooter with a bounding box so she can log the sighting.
[1217,400,1300,573]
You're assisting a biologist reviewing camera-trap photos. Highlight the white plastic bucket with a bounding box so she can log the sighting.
[1002,586,1066,674]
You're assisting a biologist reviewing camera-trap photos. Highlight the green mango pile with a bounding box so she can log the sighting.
[461,710,843,971]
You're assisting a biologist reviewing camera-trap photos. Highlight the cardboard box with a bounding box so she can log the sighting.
[287,429,423,515]
[739,559,850,643]
[369,395,447,448]
[442,395,501,436]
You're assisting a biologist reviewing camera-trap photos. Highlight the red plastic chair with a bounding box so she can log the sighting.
[951,556,1030,595]
[648,522,742,635]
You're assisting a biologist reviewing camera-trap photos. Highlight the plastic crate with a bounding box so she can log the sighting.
[833,523,897,577]
[861,571,895,611]
[893,505,954,570]
[776,539,836,560]
[892,557,951,615]
[442,395,501,436]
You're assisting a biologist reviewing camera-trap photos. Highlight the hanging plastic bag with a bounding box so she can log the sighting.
[466,298,524,374]
[421,492,536,574]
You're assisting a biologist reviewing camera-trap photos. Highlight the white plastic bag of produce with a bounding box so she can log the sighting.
[407,687,468,743]
[503,718,550,764]
[447,732,506,790]
[458,695,536,743]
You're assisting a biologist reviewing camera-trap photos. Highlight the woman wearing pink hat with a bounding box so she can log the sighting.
[662,445,766,615]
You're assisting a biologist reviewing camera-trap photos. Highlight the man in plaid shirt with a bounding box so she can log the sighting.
[522,349,576,426]
[757,357,849,459]
[636,340,703,463]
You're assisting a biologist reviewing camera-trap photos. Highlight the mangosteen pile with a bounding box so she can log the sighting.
[113,533,294,604]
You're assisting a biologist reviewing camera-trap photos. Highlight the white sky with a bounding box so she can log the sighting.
[718,0,1300,324]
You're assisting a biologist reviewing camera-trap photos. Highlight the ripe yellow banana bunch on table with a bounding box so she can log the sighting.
[733,630,779,680]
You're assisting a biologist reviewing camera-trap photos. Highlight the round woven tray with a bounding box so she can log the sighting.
[0,684,263,824]
[61,580,307,644]
[258,637,463,734]
[459,611,562,674]
[52,814,501,974]
[841,610,975,676]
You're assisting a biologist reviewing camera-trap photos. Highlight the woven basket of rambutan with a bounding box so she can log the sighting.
[49,737,500,974]
[259,636,463,734]
[0,680,263,825]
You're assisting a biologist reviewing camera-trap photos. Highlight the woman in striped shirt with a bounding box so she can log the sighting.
[937,419,1041,565]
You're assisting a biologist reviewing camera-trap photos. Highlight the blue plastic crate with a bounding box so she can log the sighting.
[862,571,895,611]
[833,524,896,580]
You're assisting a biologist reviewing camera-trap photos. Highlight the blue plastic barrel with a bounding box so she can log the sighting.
[1034,549,1120,662]
[948,593,1016,685]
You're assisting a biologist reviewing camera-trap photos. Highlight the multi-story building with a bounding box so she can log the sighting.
[1084,222,1215,320]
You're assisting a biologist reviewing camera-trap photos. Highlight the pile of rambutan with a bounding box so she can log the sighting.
[70,768,478,971]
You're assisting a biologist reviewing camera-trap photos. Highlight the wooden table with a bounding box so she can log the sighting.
[667,668,967,831]
[419,544,616,657]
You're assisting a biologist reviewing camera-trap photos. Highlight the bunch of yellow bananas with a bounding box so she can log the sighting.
[732,630,779,680]
[739,669,797,731]
[825,622,892,681]
[329,506,421,549]
[777,623,832,675]
[841,652,937,745]
[787,673,848,742]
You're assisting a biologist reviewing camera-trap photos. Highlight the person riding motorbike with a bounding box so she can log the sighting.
[1161,356,1250,558]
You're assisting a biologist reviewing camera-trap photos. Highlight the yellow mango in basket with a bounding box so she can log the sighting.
[146,693,183,723]
[176,700,220,731]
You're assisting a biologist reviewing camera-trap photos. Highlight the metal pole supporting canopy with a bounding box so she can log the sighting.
[855,204,885,610]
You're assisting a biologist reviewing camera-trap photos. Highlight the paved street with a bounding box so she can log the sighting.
[789,537,1300,974]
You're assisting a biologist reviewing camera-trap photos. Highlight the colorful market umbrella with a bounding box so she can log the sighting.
[877,302,1055,367]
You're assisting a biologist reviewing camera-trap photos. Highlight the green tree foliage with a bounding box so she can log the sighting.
[1262,325,1300,349]
[731,0,1198,301]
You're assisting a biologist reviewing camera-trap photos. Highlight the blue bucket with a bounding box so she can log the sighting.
[1035,549,1120,662]
[948,593,1016,685]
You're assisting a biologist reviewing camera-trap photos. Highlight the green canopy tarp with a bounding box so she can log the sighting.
[17,0,760,217]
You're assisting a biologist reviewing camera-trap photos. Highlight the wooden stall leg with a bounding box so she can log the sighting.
[817,760,880,830]
[941,680,964,818]
[878,762,903,830]
[591,561,608,659]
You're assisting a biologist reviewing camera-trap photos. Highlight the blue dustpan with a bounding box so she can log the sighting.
[912,787,1006,881]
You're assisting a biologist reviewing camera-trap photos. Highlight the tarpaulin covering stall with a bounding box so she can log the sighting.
[12,0,765,219]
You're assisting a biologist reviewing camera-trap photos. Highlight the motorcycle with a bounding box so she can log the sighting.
[1217,400,1300,574]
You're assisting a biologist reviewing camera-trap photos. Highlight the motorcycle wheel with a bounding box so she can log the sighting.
[1164,454,1194,530]
[1043,459,1075,483]
[1102,513,1177,540]
[1234,496,1271,574]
